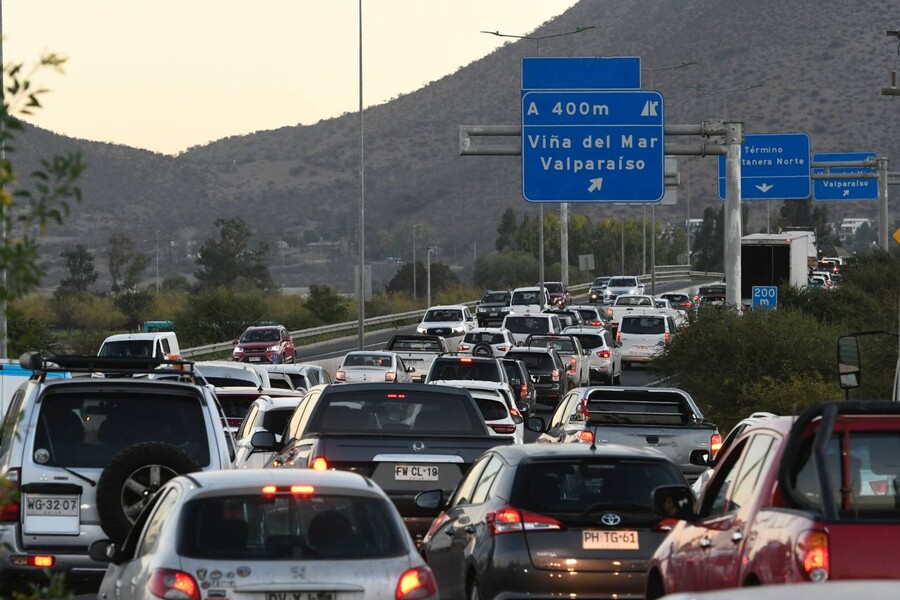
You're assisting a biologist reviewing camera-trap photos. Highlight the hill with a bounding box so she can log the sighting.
[17,0,900,290]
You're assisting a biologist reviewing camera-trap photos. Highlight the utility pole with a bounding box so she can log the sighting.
[155,230,160,294]
[426,247,434,309]
[724,121,744,309]
[412,224,417,301]
[560,203,568,286]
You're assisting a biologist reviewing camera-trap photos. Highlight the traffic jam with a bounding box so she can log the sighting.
[1,281,898,600]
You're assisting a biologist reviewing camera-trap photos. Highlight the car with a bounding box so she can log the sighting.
[502,346,568,407]
[415,443,689,600]
[617,313,679,367]
[424,355,511,391]
[588,276,611,303]
[523,333,590,388]
[562,326,623,385]
[693,283,727,306]
[97,331,181,360]
[690,411,777,496]
[335,351,415,383]
[567,304,608,328]
[659,292,694,313]
[0,354,235,590]
[500,357,537,417]
[475,289,512,327]
[542,306,586,329]
[500,312,564,346]
[231,324,295,364]
[508,286,552,314]
[232,395,307,469]
[89,469,438,600]
[602,275,646,304]
[416,304,477,346]
[193,359,270,388]
[542,280,572,307]
[429,380,525,444]
[210,386,306,435]
[259,363,333,391]
[807,274,829,290]
[456,327,515,357]
[811,270,836,289]
[654,581,900,600]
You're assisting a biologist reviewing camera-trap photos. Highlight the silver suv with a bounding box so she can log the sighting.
[0,354,235,590]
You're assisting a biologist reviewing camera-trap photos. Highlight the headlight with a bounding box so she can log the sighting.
[452,327,465,334]
[233,347,243,353]
[501,306,511,312]
[416,327,427,334]
[268,345,281,352]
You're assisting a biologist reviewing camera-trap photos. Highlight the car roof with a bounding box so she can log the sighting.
[102,332,174,342]
[505,346,558,355]
[562,327,605,335]
[468,327,509,334]
[425,304,468,310]
[250,395,307,409]
[175,468,381,496]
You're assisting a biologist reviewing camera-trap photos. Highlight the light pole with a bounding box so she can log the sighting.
[356,0,366,350]
[411,224,419,301]
[426,247,434,309]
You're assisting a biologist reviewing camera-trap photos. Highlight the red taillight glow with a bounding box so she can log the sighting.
[457,344,470,352]
[591,320,602,326]
[291,485,315,495]
[149,568,200,600]
[551,369,560,381]
[486,505,563,535]
[615,331,622,344]
[519,384,529,399]
[0,468,20,523]
[664,332,671,345]
[654,518,678,532]
[597,349,610,359]
[489,424,517,434]
[679,302,692,308]
[870,480,889,495]
[226,417,243,428]
[386,393,407,399]
[460,357,473,363]
[568,356,577,372]
[799,531,830,580]
[607,309,614,318]
[261,485,277,494]
[497,346,510,353]
[385,371,396,382]
[310,457,328,471]
[396,566,437,600]
[335,370,346,381]
[578,430,594,443]
[710,433,723,457]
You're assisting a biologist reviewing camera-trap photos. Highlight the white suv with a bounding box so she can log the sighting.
[0,354,235,590]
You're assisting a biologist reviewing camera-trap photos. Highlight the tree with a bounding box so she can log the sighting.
[194,217,275,290]
[386,261,461,295]
[691,207,724,273]
[305,284,350,324]
[56,244,97,296]
[495,208,519,252]
[108,232,151,293]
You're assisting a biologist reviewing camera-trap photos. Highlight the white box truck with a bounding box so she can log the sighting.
[740,232,811,303]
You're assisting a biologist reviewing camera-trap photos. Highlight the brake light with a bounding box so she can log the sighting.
[578,430,594,443]
[385,371,396,382]
[396,566,437,600]
[486,505,563,535]
[489,424,517,434]
[386,393,407,399]
[551,369,560,381]
[597,349,610,359]
[798,530,829,581]
[0,468,20,522]
[654,518,678,532]
[290,485,315,495]
[261,485,277,494]
[664,332,671,345]
[335,370,346,381]
[591,320,602,326]
[519,384,528,399]
[509,407,521,418]
[457,344,470,352]
[460,357,473,363]
[31,555,55,567]
[497,345,510,352]
[616,331,622,344]
[569,356,577,372]
[607,309,613,318]
[679,302,692,308]
[710,433,723,457]
[149,568,200,600]
[310,457,328,471]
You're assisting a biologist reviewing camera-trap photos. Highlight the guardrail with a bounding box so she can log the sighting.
[181,270,719,359]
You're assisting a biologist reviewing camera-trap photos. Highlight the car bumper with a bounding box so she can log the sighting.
[234,352,279,364]
[0,528,107,585]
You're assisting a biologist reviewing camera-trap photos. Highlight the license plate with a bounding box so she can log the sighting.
[394,465,439,481]
[265,594,334,600]
[248,356,261,362]
[25,495,80,517]
[583,529,639,550]
[489,312,498,317]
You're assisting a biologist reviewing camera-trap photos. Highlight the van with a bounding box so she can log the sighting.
[97,331,181,359]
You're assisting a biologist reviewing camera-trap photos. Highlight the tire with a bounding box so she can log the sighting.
[472,342,493,357]
[468,574,484,600]
[96,442,200,545]
[613,371,622,385]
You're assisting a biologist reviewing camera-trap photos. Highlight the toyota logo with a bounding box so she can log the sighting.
[600,513,621,526]
[412,441,426,452]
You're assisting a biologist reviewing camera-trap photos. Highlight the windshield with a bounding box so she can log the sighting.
[544,283,563,293]
[607,277,637,287]
[98,340,154,358]
[511,290,540,305]
[424,309,463,322]
[481,292,510,303]
[240,328,280,343]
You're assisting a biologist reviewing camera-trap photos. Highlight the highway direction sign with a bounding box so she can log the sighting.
[717,133,811,200]
[751,286,778,310]
[522,57,641,91]
[813,152,878,201]
[521,90,665,202]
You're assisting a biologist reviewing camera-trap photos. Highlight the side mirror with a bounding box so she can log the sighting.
[651,485,696,521]
[516,401,529,414]
[525,415,546,433]
[511,412,524,425]
[837,334,861,389]
[232,339,239,347]
[415,489,445,511]
[88,539,119,564]
[250,430,277,451]
[689,449,711,466]
[407,366,416,373]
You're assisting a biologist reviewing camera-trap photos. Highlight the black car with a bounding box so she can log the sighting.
[503,347,568,407]
[475,290,512,327]
[500,357,536,416]
[416,444,688,600]
[588,276,611,303]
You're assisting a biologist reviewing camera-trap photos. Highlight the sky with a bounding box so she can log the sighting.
[6,1,579,155]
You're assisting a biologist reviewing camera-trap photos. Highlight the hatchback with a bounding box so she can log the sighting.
[90,469,437,600]
[232,395,307,469]
[416,444,687,600]
[617,314,678,367]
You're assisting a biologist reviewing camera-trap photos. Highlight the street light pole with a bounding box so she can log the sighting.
[426,247,434,309]
[412,224,417,301]
[356,0,366,350]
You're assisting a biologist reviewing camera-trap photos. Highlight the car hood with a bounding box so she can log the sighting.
[607,286,639,293]
[419,320,465,328]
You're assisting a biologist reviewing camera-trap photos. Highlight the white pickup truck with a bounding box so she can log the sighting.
[605,295,663,332]
[383,334,451,382]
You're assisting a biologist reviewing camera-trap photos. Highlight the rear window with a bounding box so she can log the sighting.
[216,393,258,420]
[34,391,210,468]
[473,397,509,421]
[616,296,652,306]
[389,338,442,352]
[307,389,484,435]
[529,338,576,353]
[585,395,690,426]
[504,316,550,334]
[429,359,502,382]
[98,340,153,358]
[204,376,257,388]
[568,334,603,350]
[343,354,392,367]
[464,332,506,345]
[178,493,407,560]
[512,459,683,523]
[620,317,665,335]
[505,352,554,372]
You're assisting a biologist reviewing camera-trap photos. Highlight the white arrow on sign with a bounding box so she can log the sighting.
[588,178,603,192]
[755,183,774,193]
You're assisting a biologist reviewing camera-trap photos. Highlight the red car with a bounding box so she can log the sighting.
[232,324,296,364]
[646,401,900,598]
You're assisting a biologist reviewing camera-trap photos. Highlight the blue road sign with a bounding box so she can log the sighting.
[522,57,641,91]
[751,286,778,310]
[522,90,664,202]
[813,152,878,201]
[717,133,811,200]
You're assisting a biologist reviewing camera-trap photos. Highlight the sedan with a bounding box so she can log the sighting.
[416,444,687,600]
[335,351,415,383]
[90,469,437,600]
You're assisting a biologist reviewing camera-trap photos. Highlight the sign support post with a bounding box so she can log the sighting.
[879,157,890,250]
[724,122,743,309]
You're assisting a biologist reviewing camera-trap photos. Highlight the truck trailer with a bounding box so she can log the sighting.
[740,232,811,303]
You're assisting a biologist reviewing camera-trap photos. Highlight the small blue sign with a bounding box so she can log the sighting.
[751,286,778,310]
[717,133,811,200]
[813,152,878,201]
[522,90,664,202]
[522,57,641,91]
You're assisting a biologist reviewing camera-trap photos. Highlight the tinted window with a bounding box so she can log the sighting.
[424,309,463,322]
[511,290,540,305]
[568,333,603,350]
[241,329,280,343]
[464,332,506,345]
[620,317,665,335]
[482,292,510,303]
[505,352,554,372]
[216,394,257,420]
[34,391,210,468]
[389,338,442,352]
[99,340,153,358]
[529,337,576,353]
[474,397,508,421]
[728,434,776,512]
[429,359,502,382]
[343,354,392,367]
[471,456,504,504]
[504,316,550,334]
[264,407,295,438]
[607,277,637,287]
[178,493,407,560]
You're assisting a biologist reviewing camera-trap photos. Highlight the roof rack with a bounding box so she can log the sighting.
[20,353,196,378]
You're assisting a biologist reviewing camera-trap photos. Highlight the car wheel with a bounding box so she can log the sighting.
[472,342,493,357]
[613,371,622,385]
[96,442,200,545]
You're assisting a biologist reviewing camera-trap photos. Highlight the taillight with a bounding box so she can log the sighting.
[710,433,723,457]
[149,568,200,600]
[568,356,577,372]
[519,384,528,399]
[591,320,602,326]
[310,457,328,471]
[497,346,509,353]
[0,468,20,522]
[489,424,517,434]
[578,430,594,443]
[486,505,563,535]
[385,371,396,382]
[607,309,614,318]
[798,530,829,582]
[396,566,437,600]
[870,480,889,495]
[654,518,678,532]
[551,369,560,381]
[457,344,470,352]
[615,331,622,344]
[226,417,243,429]
[664,332,671,345]
[679,302,692,308]
[597,349,610,359]
[335,370,346,381]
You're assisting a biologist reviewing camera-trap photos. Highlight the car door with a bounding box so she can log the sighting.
[537,390,581,443]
